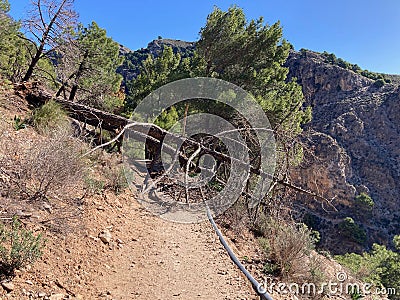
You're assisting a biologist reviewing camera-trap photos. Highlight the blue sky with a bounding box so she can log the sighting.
[9,0,400,74]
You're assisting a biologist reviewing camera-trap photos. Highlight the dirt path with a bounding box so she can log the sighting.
[0,92,259,299]
[94,195,258,300]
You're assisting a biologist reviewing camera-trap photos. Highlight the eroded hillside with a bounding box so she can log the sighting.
[286,50,400,253]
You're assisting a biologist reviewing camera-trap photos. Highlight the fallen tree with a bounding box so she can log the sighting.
[16,81,130,132]
[14,81,336,211]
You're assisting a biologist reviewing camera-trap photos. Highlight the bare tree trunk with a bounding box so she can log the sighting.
[23,53,41,82]
[22,0,77,82]
[68,50,89,101]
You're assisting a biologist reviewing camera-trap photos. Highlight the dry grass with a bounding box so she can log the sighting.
[0,131,85,202]
[256,215,316,278]
[32,100,69,135]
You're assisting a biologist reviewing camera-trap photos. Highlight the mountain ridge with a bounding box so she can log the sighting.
[286,49,400,253]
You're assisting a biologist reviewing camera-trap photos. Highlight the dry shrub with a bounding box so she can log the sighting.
[1,132,85,201]
[104,164,128,195]
[86,151,127,195]
[256,215,316,279]
[24,134,85,201]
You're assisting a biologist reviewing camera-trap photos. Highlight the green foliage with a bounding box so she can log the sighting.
[196,6,311,170]
[349,290,364,300]
[338,217,367,244]
[154,106,180,130]
[123,45,200,130]
[32,100,68,134]
[0,217,45,276]
[118,48,152,83]
[119,39,194,88]
[394,235,400,251]
[0,1,56,84]
[0,1,27,82]
[258,237,270,254]
[335,240,400,299]
[355,193,374,211]
[124,6,311,159]
[321,51,389,83]
[13,115,27,131]
[0,0,10,11]
[207,180,224,192]
[197,6,310,131]
[124,46,191,114]
[310,229,321,244]
[126,6,311,139]
[373,78,386,88]
[303,213,319,229]
[84,176,105,195]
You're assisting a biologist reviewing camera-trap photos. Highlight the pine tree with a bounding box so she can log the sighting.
[197,6,311,135]
[125,46,188,113]
[0,0,26,81]
[0,0,55,83]
[55,21,123,112]
[196,6,311,183]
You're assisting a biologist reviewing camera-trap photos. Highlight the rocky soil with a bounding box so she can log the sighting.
[0,87,261,299]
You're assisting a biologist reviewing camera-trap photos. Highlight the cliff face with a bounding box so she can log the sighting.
[286,50,400,254]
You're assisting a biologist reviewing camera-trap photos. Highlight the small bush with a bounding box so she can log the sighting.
[256,216,316,277]
[32,100,68,134]
[104,165,128,195]
[0,217,45,277]
[373,78,385,88]
[354,193,374,221]
[0,78,13,91]
[307,254,326,291]
[13,115,27,131]
[355,193,374,211]
[84,176,105,195]
[338,217,367,244]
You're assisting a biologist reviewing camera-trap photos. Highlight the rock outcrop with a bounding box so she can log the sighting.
[286,50,400,254]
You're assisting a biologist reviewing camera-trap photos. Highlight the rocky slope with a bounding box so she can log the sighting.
[286,50,400,254]
[0,88,258,299]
